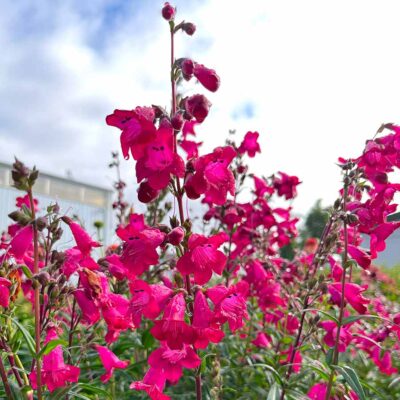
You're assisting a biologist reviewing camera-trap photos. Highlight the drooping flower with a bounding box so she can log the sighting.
[347,245,371,269]
[193,63,220,92]
[192,291,224,349]
[328,282,370,314]
[130,367,170,400]
[252,332,271,348]
[62,217,100,256]
[176,233,227,284]
[95,345,129,383]
[184,94,212,123]
[151,293,194,349]
[148,344,201,384]
[29,328,80,392]
[238,131,261,158]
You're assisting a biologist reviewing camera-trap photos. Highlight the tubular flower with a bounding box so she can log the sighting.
[29,328,80,392]
[95,345,129,383]
[238,131,261,157]
[130,367,170,400]
[176,233,227,285]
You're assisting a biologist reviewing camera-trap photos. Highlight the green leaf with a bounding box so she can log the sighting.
[333,365,366,400]
[141,329,155,349]
[303,309,339,325]
[77,383,112,399]
[248,363,283,385]
[38,339,68,358]
[1,314,36,357]
[325,348,334,366]
[267,382,282,400]
[342,314,381,326]
[19,264,33,279]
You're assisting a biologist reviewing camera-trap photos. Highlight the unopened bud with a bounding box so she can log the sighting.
[171,112,184,131]
[161,2,175,20]
[182,22,196,35]
[36,217,47,231]
[167,227,185,245]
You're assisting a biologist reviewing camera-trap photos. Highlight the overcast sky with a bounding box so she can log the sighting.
[1,0,400,218]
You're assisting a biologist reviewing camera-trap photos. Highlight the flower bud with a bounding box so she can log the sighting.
[138,181,160,203]
[35,217,47,231]
[194,63,220,92]
[181,58,194,80]
[167,227,185,245]
[159,117,172,129]
[171,112,184,131]
[185,94,212,123]
[162,2,175,20]
[182,22,196,35]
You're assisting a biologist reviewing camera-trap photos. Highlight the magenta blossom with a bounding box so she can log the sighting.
[184,94,211,123]
[9,224,33,259]
[136,127,185,190]
[176,233,227,284]
[151,293,194,349]
[329,282,370,314]
[0,278,11,308]
[184,146,236,205]
[273,172,301,200]
[238,131,261,158]
[207,281,249,332]
[192,291,224,349]
[106,107,156,160]
[95,345,129,383]
[63,218,100,256]
[148,344,201,384]
[193,63,220,92]
[29,328,80,392]
[130,367,170,400]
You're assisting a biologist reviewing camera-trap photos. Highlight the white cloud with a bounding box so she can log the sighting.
[1,0,400,218]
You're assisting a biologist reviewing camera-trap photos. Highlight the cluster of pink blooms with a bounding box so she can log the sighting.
[1,3,400,400]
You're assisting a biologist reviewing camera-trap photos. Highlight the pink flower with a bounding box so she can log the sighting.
[347,245,371,269]
[238,131,261,157]
[192,291,224,349]
[16,194,38,212]
[370,222,400,259]
[118,216,165,276]
[136,127,185,190]
[29,328,80,392]
[273,172,301,200]
[129,280,172,327]
[280,346,302,373]
[0,278,11,308]
[371,347,397,375]
[9,225,33,259]
[106,107,156,160]
[63,218,100,256]
[74,289,101,325]
[328,282,370,314]
[138,181,160,203]
[308,383,328,400]
[207,281,249,332]
[148,344,201,384]
[176,233,227,285]
[193,63,220,92]
[252,332,271,348]
[130,368,170,400]
[184,146,236,205]
[151,293,194,349]
[185,94,212,123]
[253,176,274,198]
[320,320,352,352]
[95,345,129,383]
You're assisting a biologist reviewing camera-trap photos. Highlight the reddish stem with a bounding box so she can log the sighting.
[170,22,202,400]
[28,189,42,400]
[0,356,13,399]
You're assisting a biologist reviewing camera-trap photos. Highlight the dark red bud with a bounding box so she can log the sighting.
[182,22,196,35]
[162,2,175,20]
[171,112,184,131]
[181,58,194,80]
[185,94,211,123]
[138,181,160,203]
